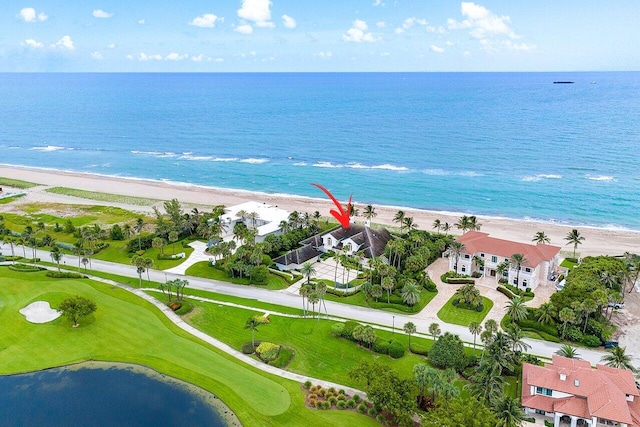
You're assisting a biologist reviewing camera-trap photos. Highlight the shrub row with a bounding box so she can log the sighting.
[504,283,534,298]
[446,277,476,284]
[45,271,86,279]
[241,342,260,354]
[325,287,360,297]
[9,263,45,272]
[451,298,484,312]
[269,268,302,285]
[497,285,516,299]
[372,339,405,359]
[157,253,184,260]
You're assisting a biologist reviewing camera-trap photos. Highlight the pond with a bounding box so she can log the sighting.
[1,362,240,426]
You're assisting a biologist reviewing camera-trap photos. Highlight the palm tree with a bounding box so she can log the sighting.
[131,255,146,287]
[381,276,395,303]
[558,307,576,338]
[168,230,179,254]
[300,262,316,285]
[442,222,451,235]
[467,215,481,231]
[134,217,145,251]
[143,257,154,283]
[315,281,328,318]
[401,280,421,306]
[556,344,580,359]
[308,292,320,320]
[532,231,550,244]
[428,322,441,342]
[404,322,417,349]
[393,210,405,232]
[505,325,531,353]
[50,247,63,272]
[432,219,442,233]
[370,284,383,302]
[244,317,261,348]
[299,283,311,317]
[469,321,482,350]
[536,302,555,325]
[509,253,527,288]
[505,296,528,323]
[445,241,465,272]
[601,347,637,372]
[493,395,525,427]
[565,229,585,258]
[484,319,498,335]
[247,211,260,229]
[455,215,470,233]
[402,216,417,231]
[496,260,509,283]
[362,204,376,225]
[580,298,597,333]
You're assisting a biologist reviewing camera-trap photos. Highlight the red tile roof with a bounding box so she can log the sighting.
[456,231,561,268]
[522,355,640,425]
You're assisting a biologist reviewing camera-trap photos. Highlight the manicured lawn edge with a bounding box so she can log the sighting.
[437,295,494,326]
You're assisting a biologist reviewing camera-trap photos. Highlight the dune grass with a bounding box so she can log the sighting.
[0,177,40,189]
[186,261,290,290]
[0,268,377,427]
[45,187,161,206]
[437,295,494,326]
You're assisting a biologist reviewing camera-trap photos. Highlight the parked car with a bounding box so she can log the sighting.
[608,302,624,309]
[604,341,619,349]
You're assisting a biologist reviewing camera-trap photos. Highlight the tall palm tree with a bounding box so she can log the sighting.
[484,319,498,335]
[580,298,597,333]
[393,210,405,232]
[445,241,465,272]
[50,247,63,272]
[143,257,154,283]
[299,283,311,317]
[505,325,531,353]
[536,302,555,325]
[556,344,580,359]
[565,229,585,258]
[300,262,316,285]
[496,261,509,283]
[493,395,525,427]
[509,253,527,288]
[131,255,146,287]
[467,215,481,231]
[455,215,470,233]
[404,322,417,349]
[401,280,421,306]
[558,308,576,338]
[134,217,145,251]
[362,204,376,225]
[505,296,528,323]
[532,231,550,244]
[402,216,417,231]
[247,211,260,229]
[442,222,451,235]
[429,322,441,342]
[469,322,482,350]
[308,292,320,320]
[381,276,395,304]
[315,281,328,318]
[601,347,637,372]
[244,317,261,348]
[432,219,442,233]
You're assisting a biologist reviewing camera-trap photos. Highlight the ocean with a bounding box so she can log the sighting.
[1,72,639,230]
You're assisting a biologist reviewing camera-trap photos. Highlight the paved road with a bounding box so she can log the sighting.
[1,243,609,365]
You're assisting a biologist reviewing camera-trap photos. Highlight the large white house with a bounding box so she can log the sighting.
[522,355,640,426]
[219,201,289,243]
[448,231,561,290]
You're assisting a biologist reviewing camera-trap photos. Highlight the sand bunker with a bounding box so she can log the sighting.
[19,301,61,323]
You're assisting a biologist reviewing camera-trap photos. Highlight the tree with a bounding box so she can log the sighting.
[509,253,527,288]
[363,204,376,224]
[505,325,531,353]
[580,298,597,333]
[445,241,465,272]
[484,319,498,335]
[565,229,585,258]
[422,396,498,427]
[456,283,482,307]
[299,283,311,317]
[493,395,525,427]
[429,322,441,342]
[601,347,637,372]
[168,230,179,254]
[442,222,452,235]
[496,261,509,283]
[432,219,442,233]
[58,296,97,327]
[558,307,576,338]
[469,321,482,351]
[152,237,166,255]
[134,217,145,251]
[556,344,580,359]
[429,332,467,372]
[131,255,146,287]
[532,231,550,245]
[393,210,405,232]
[370,284,383,302]
[505,296,528,323]
[381,276,395,303]
[455,215,470,233]
[536,302,555,325]
[402,216,417,231]
[403,322,416,349]
[308,292,320,319]
[244,316,261,348]
[143,257,154,283]
[401,280,421,306]
[300,262,316,286]
[50,247,63,272]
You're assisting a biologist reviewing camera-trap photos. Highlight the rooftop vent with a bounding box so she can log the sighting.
[574,379,580,387]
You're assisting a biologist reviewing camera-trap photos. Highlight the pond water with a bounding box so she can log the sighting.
[1,363,240,426]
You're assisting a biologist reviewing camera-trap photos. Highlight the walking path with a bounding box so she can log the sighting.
[164,241,210,275]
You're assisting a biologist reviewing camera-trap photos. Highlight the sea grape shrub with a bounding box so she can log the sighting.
[256,342,280,362]
[428,332,468,372]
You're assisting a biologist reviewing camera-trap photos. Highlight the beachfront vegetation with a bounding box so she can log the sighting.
[0,268,377,427]
[564,228,585,257]
[0,176,41,189]
[45,187,160,206]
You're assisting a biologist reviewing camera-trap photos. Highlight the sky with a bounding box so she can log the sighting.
[1,1,639,72]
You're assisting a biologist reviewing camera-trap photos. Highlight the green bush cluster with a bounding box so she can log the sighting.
[241,342,258,354]
[9,263,45,272]
[504,283,534,298]
[451,297,484,312]
[446,277,476,284]
[496,285,516,299]
[256,341,280,362]
[581,334,602,347]
[45,271,86,279]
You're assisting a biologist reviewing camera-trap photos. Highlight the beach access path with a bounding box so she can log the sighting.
[3,243,616,367]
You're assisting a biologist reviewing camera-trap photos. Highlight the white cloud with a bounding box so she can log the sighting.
[22,39,44,48]
[19,7,47,22]
[138,19,145,25]
[376,21,386,28]
[237,0,273,27]
[373,0,384,5]
[189,14,221,28]
[165,52,188,61]
[315,51,333,58]
[235,24,253,34]
[430,45,445,53]
[282,14,297,29]
[93,9,114,19]
[137,52,163,61]
[107,43,116,49]
[380,52,390,57]
[395,17,428,34]
[215,57,224,62]
[91,51,103,60]
[53,36,75,50]
[426,25,446,34]
[343,20,379,43]
[502,40,535,51]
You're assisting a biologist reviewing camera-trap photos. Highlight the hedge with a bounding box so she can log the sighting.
[497,286,516,299]
[326,287,360,297]
[518,319,559,337]
[46,271,86,279]
[446,277,476,284]
[9,263,45,272]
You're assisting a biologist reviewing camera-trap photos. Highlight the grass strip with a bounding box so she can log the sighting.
[0,177,40,188]
[45,187,160,206]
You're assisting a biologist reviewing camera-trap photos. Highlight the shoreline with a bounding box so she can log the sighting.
[1,164,638,257]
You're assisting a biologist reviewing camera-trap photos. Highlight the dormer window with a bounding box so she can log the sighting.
[574,379,580,387]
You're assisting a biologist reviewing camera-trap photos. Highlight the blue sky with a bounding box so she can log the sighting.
[2,1,638,72]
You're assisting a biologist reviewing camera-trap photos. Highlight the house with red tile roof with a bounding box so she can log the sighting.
[448,231,561,290]
[522,355,640,427]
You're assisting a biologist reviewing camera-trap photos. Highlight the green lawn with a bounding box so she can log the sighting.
[437,296,494,326]
[0,176,41,188]
[324,287,438,314]
[0,268,376,427]
[560,258,578,269]
[45,187,161,206]
[0,194,25,204]
[186,261,290,290]
[91,238,194,270]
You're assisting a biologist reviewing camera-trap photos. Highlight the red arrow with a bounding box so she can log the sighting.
[311,183,351,228]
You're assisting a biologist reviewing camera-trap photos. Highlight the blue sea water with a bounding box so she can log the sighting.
[0,72,639,229]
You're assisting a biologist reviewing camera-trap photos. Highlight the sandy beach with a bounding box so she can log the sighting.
[0,165,637,257]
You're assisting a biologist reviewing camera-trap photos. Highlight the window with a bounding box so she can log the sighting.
[479,266,484,271]
[535,387,553,396]
[535,409,545,415]
[481,253,485,257]
[523,280,528,288]
[525,267,531,273]
[513,278,518,285]
[464,254,470,259]
[461,266,466,272]
[491,256,497,263]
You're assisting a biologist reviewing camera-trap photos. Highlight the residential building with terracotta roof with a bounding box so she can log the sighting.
[448,231,561,290]
[522,355,640,427]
